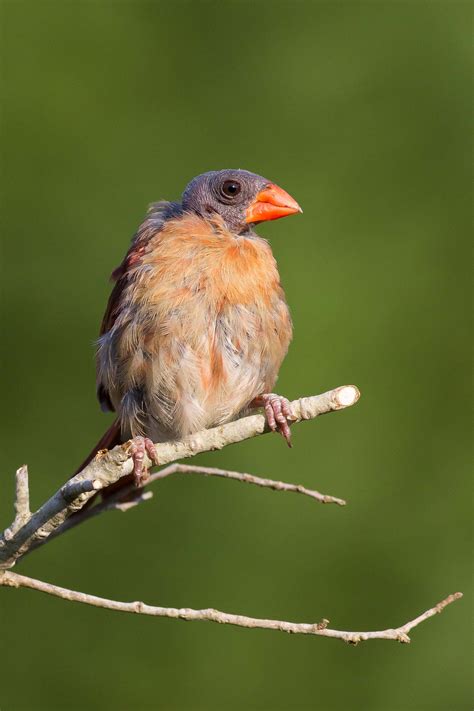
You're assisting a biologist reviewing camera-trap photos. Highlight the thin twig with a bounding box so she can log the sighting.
[150,463,346,505]
[28,462,345,554]
[14,465,30,522]
[0,571,462,644]
[0,385,359,569]
[1,466,31,542]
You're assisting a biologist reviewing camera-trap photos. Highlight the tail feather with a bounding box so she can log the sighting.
[72,419,137,503]
[72,418,122,478]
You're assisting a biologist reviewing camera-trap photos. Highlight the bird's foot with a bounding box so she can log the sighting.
[251,393,297,447]
[128,436,159,486]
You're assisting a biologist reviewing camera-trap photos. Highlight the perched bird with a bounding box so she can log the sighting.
[81,169,301,486]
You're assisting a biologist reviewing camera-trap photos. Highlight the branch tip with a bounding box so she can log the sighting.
[335,385,360,408]
[436,592,463,612]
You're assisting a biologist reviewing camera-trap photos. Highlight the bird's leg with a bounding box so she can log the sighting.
[128,437,159,486]
[250,393,297,447]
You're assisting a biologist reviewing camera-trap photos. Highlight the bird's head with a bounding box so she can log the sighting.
[181,169,302,235]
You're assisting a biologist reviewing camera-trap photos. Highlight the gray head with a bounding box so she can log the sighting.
[181,169,301,234]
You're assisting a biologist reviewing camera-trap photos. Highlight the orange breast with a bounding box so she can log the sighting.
[138,212,284,306]
[104,212,292,440]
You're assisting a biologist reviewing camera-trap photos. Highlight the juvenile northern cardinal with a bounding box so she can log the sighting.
[79,169,301,487]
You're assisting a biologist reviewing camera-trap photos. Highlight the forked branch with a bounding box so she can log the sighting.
[0,383,463,643]
[0,385,358,569]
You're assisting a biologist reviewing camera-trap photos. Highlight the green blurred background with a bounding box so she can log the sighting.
[1,1,471,710]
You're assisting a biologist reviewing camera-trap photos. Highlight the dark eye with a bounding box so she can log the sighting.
[221,180,241,198]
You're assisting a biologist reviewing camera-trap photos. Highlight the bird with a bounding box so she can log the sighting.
[79,169,301,489]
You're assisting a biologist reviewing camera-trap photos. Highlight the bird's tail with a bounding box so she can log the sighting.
[73,419,160,508]
[72,418,122,478]
[71,418,139,505]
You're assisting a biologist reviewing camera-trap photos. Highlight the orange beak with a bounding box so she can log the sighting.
[245,183,302,224]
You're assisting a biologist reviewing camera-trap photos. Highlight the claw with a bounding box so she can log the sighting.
[129,436,159,486]
[252,393,296,447]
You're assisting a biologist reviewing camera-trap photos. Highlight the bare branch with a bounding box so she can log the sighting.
[1,466,31,542]
[149,463,346,505]
[30,462,345,555]
[0,382,463,645]
[14,465,31,522]
[0,385,358,570]
[0,571,462,644]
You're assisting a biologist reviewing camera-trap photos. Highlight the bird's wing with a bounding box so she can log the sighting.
[96,200,181,412]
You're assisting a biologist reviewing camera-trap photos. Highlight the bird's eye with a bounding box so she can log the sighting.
[221,180,241,198]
